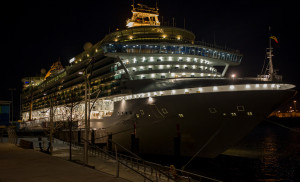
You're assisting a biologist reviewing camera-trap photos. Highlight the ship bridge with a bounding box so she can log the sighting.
[126,3,160,28]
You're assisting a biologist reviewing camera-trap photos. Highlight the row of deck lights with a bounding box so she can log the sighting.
[129,57,210,64]
[122,56,217,79]
[114,83,281,102]
[125,65,216,72]
[137,73,220,79]
[24,83,282,121]
[116,34,181,41]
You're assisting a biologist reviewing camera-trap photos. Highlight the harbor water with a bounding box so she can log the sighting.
[143,119,300,181]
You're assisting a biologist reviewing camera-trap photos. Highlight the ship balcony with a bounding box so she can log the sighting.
[102,26,195,44]
[103,43,242,65]
[129,68,220,79]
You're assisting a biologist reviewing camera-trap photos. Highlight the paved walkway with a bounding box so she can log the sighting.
[0,143,129,182]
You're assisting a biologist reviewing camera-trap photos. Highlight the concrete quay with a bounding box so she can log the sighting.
[0,143,128,182]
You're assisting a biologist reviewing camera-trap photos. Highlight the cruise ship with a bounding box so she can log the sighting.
[21,3,296,158]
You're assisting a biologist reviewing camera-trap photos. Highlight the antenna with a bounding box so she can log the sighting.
[132,0,135,10]
[267,26,274,80]
[172,17,175,27]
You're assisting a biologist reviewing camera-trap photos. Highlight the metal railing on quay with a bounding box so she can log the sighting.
[56,137,222,182]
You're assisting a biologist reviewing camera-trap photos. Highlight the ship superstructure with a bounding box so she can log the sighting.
[126,3,160,28]
[21,3,296,158]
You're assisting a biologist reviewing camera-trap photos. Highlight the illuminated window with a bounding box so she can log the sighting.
[209,108,217,114]
[136,114,140,118]
[247,112,253,116]
[231,113,237,116]
[237,106,245,111]
[178,114,184,118]
[140,110,144,115]
[196,88,203,93]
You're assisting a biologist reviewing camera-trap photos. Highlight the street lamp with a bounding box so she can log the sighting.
[9,88,16,121]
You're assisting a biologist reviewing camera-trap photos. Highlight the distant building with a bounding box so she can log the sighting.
[0,101,10,126]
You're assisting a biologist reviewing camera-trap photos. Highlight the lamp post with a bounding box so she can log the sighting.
[84,68,89,165]
[9,88,16,121]
[82,57,94,165]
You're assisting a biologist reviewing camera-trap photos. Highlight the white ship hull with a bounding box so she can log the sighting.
[89,89,295,158]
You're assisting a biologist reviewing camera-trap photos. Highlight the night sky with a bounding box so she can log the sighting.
[1,0,299,117]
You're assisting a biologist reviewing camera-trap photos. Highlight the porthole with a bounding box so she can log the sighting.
[237,106,245,111]
[162,108,168,114]
[140,110,144,115]
[209,108,217,114]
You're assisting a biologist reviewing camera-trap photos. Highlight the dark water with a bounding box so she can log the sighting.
[144,119,300,181]
[195,119,300,182]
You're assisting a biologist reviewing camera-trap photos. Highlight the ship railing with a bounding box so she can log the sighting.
[81,138,163,182]
[55,136,222,181]
[194,41,240,53]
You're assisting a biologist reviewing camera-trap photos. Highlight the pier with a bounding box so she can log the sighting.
[0,142,127,182]
[0,128,222,182]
